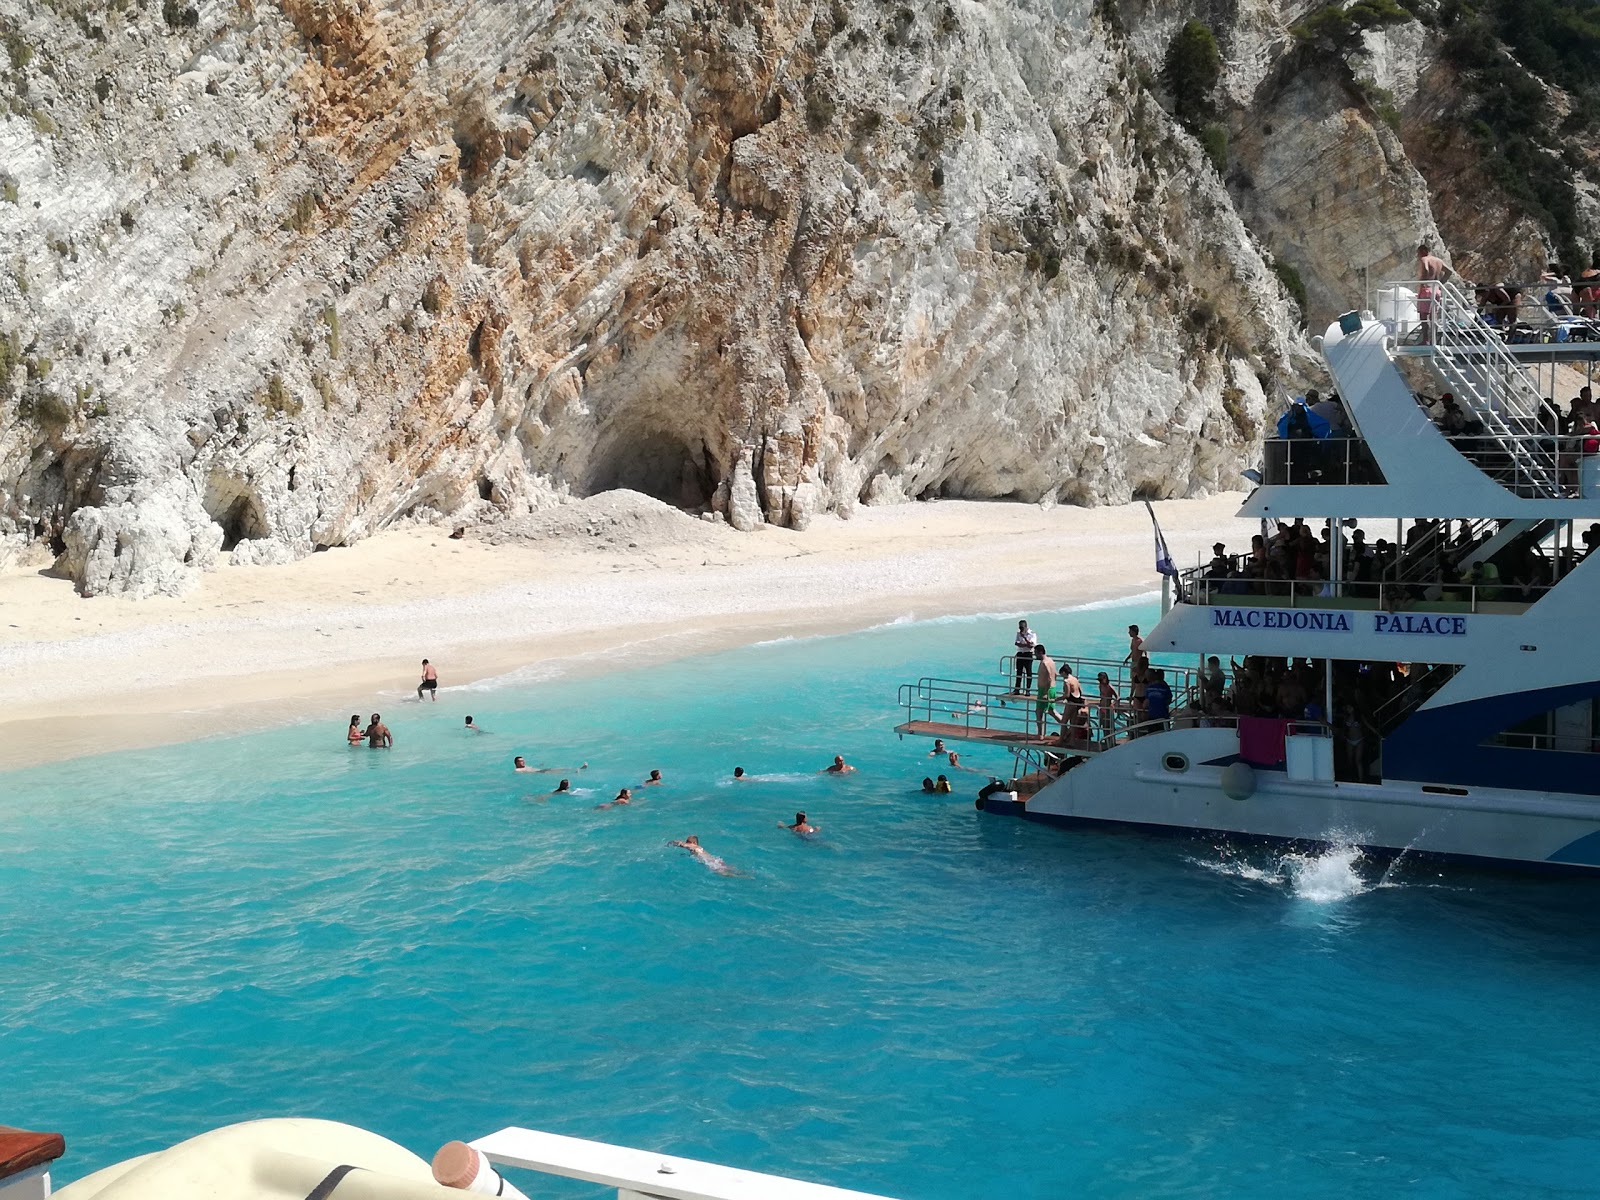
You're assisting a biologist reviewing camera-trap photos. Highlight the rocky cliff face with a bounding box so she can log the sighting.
[0,0,1584,596]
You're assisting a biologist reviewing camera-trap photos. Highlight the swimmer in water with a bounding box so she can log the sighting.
[464,716,486,733]
[346,714,364,745]
[733,767,746,780]
[554,779,571,793]
[823,755,856,774]
[364,713,392,749]
[597,788,633,809]
[643,769,663,786]
[782,811,818,835]
[921,777,936,793]
[513,757,588,774]
[669,835,735,875]
[934,774,953,793]
[929,738,947,757]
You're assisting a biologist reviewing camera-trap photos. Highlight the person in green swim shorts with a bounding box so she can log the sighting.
[1033,644,1059,737]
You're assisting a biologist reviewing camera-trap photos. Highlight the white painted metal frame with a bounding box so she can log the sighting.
[470,1128,900,1200]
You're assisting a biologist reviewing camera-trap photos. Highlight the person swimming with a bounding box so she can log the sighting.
[733,767,746,780]
[346,714,363,746]
[934,774,953,793]
[929,738,946,757]
[464,715,486,733]
[597,788,633,809]
[554,779,570,793]
[669,835,734,875]
[782,811,818,835]
[513,757,588,774]
[643,769,663,785]
[921,777,936,793]
[823,755,856,774]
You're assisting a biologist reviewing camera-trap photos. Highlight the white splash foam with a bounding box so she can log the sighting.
[1191,835,1376,903]
[1281,843,1371,904]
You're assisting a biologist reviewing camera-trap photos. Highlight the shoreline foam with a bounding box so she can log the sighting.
[0,493,1249,770]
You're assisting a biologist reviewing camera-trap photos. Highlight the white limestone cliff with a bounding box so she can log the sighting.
[8,0,1548,596]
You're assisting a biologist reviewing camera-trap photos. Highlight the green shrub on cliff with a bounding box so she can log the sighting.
[1164,21,1221,131]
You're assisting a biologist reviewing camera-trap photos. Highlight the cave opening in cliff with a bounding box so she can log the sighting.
[203,474,270,551]
[587,426,715,509]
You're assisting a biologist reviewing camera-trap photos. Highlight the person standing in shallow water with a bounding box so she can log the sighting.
[346,714,364,745]
[417,659,438,701]
[365,713,392,748]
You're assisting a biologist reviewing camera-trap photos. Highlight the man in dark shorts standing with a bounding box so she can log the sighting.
[418,659,439,701]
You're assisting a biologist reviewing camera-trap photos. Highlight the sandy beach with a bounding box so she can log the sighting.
[0,492,1251,769]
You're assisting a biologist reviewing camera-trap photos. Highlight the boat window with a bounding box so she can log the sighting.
[1162,752,1189,773]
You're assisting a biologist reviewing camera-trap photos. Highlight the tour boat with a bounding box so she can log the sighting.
[898,280,1600,873]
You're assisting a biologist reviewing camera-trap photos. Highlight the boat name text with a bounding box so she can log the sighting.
[1207,609,1468,636]
[1209,609,1352,631]
[1372,613,1467,636]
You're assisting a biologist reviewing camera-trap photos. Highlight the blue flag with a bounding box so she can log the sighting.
[1145,500,1177,577]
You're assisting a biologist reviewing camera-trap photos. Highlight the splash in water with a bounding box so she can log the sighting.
[1194,836,1377,903]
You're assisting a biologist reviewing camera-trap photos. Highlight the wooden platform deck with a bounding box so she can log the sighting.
[896,720,1067,750]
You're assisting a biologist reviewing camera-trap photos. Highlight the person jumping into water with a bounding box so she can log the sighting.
[824,755,856,774]
[417,659,438,701]
[782,812,818,834]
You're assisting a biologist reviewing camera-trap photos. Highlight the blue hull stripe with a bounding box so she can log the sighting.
[1384,680,1600,796]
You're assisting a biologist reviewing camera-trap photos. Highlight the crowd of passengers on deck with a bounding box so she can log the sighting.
[1470,265,1600,343]
[1191,516,1593,606]
[1044,652,1400,783]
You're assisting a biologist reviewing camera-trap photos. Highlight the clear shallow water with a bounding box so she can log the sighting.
[4,601,1600,1199]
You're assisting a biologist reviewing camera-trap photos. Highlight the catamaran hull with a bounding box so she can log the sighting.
[981,727,1600,874]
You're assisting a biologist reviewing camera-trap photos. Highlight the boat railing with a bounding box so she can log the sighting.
[1261,437,1386,485]
[1374,279,1563,496]
[898,675,1044,743]
[1043,712,1332,756]
[1371,663,1460,735]
[469,1126,899,1200]
[1376,282,1600,347]
[1175,567,1551,613]
[1385,517,1502,586]
[1486,729,1600,753]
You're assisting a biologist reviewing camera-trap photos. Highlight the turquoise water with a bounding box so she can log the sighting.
[5,600,1600,1198]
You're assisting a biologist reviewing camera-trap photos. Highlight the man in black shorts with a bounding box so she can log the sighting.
[418,659,438,701]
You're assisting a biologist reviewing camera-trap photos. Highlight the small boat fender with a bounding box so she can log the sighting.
[1221,762,1256,801]
[431,1143,529,1199]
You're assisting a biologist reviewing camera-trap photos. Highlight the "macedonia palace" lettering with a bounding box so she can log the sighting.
[1207,608,1468,636]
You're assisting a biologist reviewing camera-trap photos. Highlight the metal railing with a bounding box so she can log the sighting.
[1378,284,1600,346]
[472,1126,899,1200]
[1371,663,1460,735]
[903,653,1210,749]
[1377,280,1563,496]
[1487,730,1600,753]
[1262,437,1386,485]
[1176,568,1551,612]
